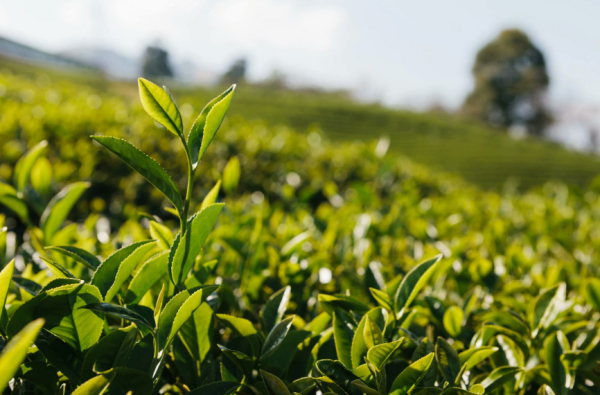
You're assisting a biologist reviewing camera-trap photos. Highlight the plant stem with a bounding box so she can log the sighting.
[175,135,195,289]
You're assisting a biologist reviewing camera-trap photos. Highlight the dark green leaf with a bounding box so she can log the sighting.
[333,311,357,369]
[316,359,366,395]
[80,303,153,332]
[546,330,568,395]
[263,286,291,333]
[261,316,295,360]
[7,283,103,352]
[436,337,461,384]
[91,136,183,212]
[187,381,239,395]
[46,245,101,270]
[81,326,138,380]
[261,369,292,395]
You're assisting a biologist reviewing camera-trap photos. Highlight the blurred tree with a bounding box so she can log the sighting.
[461,29,551,136]
[221,58,247,85]
[142,45,173,79]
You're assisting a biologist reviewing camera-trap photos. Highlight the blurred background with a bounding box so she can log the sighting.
[1,0,600,190]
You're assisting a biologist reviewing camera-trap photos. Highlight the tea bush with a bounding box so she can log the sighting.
[1,76,600,395]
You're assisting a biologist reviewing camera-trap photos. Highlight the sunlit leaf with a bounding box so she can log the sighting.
[188,85,236,168]
[40,182,89,244]
[138,78,183,137]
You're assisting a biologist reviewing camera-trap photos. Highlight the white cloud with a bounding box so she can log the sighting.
[211,0,345,52]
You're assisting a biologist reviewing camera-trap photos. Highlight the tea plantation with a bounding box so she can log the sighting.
[0,68,600,394]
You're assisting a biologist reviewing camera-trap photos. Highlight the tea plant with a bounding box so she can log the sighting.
[1,77,600,395]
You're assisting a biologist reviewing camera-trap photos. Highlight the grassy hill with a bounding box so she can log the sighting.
[174,85,600,190]
[2,56,600,190]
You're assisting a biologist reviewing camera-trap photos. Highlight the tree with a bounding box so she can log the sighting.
[141,45,173,79]
[461,29,551,136]
[221,58,247,85]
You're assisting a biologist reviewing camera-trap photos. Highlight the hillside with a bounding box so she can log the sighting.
[174,85,600,190]
[2,57,600,191]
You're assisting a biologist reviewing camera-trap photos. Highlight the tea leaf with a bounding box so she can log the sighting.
[92,240,157,302]
[261,316,295,360]
[157,285,219,350]
[71,371,115,395]
[138,78,183,137]
[91,136,183,213]
[125,251,169,304]
[479,366,523,392]
[262,285,291,333]
[443,306,464,338]
[80,303,154,333]
[394,254,442,317]
[7,283,103,352]
[39,256,75,278]
[261,369,292,395]
[0,260,15,326]
[367,338,403,369]
[389,353,435,395]
[223,156,240,194]
[351,307,385,369]
[148,221,173,251]
[14,140,47,192]
[435,337,460,384]
[0,318,45,393]
[188,85,236,168]
[41,182,89,244]
[45,245,101,270]
[169,203,224,286]
[333,310,355,369]
[81,326,138,380]
[201,180,221,210]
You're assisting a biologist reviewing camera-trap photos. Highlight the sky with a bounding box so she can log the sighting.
[1,0,600,111]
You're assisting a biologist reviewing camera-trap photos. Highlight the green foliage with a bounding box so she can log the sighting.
[1,72,600,395]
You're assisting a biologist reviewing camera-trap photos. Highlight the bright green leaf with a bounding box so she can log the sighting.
[169,203,224,286]
[91,240,157,302]
[14,140,47,192]
[0,318,44,393]
[40,182,89,244]
[188,85,236,168]
[394,254,442,317]
[138,78,183,137]
[389,353,435,395]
